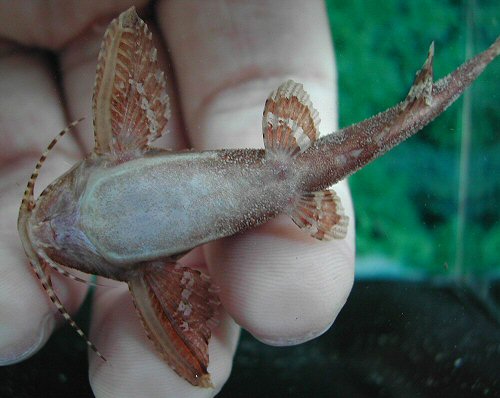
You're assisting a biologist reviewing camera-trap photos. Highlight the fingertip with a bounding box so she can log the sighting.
[0,244,88,365]
[205,213,355,346]
[0,310,55,366]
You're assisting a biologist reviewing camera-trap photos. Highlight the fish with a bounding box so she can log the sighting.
[16,6,500,388]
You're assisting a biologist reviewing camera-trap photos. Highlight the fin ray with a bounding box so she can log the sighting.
[262,80,320,157]
[92,7,170,156]
[128,263,220,388]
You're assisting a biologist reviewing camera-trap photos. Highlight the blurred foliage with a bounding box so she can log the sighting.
[325,0,500,275]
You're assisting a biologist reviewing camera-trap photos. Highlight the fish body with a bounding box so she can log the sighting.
[33,148,289,279]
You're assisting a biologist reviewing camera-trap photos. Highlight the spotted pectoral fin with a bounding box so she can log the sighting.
[291,189,349,240]
[127,262,220,388]
[92,7,170,157]
[262,80,320,157]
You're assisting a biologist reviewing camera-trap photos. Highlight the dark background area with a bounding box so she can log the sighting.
[1,280,500,397]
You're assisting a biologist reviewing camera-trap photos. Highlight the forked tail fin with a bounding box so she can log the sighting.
[300,36,500,191]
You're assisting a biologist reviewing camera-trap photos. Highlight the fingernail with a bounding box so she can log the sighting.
[256,319,335,347]
[0,312,55,365]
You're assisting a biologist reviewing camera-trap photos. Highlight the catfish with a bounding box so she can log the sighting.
[17,7,500,387]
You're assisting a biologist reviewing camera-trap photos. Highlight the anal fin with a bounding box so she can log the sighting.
[127,262,220,388]
[291,189,349,240]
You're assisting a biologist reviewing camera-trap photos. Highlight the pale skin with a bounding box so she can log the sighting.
[0,1,355,396]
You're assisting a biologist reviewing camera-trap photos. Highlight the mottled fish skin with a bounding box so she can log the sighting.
[17,6,500,388]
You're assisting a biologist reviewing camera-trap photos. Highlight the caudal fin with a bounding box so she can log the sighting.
[300,36,500,190]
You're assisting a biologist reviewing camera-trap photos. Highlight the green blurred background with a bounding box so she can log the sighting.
[326,0,500,277]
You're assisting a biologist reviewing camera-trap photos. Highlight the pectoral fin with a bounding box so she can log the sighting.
[127,262,220,388]
[92,7,170,156]
[291,189,349,240]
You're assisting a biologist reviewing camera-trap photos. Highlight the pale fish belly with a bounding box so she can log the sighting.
[79,152,273,264]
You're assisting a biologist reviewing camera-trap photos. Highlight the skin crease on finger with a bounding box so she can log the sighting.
[0,0,354,396]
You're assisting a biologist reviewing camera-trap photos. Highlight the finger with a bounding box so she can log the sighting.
[0,0,148,50]
[206,183,354,345]
[0,48,88,364]
[158,0,354,344]
[158,0,338,149]
[88,281,239,397]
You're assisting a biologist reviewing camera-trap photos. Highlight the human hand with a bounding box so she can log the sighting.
[0,1,355,396]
